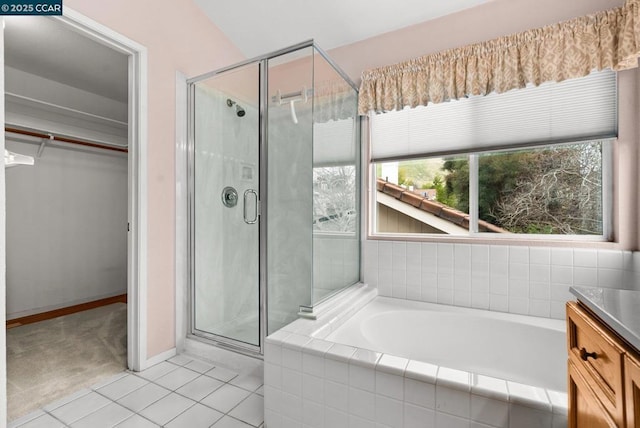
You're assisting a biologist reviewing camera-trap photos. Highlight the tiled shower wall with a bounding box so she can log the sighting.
[313,236,360,301]
[363,240,640,320]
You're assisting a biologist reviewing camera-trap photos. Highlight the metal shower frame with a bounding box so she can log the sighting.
[186,39,359,357]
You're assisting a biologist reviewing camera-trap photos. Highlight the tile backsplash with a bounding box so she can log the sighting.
[363,240,640,319]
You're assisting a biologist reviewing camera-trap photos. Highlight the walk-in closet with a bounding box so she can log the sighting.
[4,16,129,419]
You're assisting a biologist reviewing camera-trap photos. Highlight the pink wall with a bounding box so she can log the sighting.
[64,0,244,358]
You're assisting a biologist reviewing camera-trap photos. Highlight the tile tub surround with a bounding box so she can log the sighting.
[263,284,567,428]
[364,241,639,320]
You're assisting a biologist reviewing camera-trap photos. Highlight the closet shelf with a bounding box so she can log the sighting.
[5,92,127,127]
[5,92,128,148]
[5,149,34,168]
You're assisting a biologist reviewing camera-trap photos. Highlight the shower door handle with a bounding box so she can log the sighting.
[243,189,259,224]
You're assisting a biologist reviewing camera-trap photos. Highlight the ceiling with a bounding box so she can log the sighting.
[4,16,129,103]
[194,0,492,58]
[2,1,490,106]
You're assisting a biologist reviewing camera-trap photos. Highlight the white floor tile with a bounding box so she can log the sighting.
[228,394,264,427]
[211,416,254,428]
[50,391,112,425]
[201,384,251,413]
[70,402,133,428]
[18,354,266,428]
[91,372,130,390]
[165,403,224,428]
[8,409,45,427]
[42,389,91,412]
[14,414,65,428]
[230,375,263,392]
[98,374,149,400]
[115,414,160,428]
[184,359,216,374]
[136,362,179,381]
[176,375,224,401]
[154,366,201,391]
[168,354,194,366]
[206,366,239,382]
[138,393,196,426]
[117,383,171,413]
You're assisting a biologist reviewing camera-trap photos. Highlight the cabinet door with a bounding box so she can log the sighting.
[569,360,619,428]
[567,302,626,426]
[626,354,640,428]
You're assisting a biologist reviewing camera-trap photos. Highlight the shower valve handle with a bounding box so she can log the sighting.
[243,189,259,224]
[221,187,238,208]
[580,347,597,361]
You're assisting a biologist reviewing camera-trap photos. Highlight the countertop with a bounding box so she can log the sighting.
[570,286,640,351]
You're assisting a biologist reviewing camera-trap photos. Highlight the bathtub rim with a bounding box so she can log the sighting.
[327,294,567,333]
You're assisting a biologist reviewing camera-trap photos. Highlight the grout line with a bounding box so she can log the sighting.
[162,400,198,427]
[225,392,265,427]
[119,412,158,427]
[92,376,152,406]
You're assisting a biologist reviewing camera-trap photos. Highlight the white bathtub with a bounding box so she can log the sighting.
[327,296,567,392]
[264,284,568,427]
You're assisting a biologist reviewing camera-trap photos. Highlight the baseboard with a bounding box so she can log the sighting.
[6,294,127,328]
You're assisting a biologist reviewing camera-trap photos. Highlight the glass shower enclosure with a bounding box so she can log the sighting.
[188,41,360,355]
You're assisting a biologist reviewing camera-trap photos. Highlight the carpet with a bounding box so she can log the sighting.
[7,302,127,421]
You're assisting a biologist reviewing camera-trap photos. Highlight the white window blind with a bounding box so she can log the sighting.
[313,118,357,166]
[370,69,617,162]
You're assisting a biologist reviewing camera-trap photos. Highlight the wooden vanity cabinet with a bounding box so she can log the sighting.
[626,354,640,427]
[566,301,640,428]
[569,358,618,427]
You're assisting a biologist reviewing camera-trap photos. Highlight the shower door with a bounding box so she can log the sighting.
[189,62,261,351]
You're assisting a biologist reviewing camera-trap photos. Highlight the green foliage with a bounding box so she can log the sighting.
[422,174,449,203]
[385,142,603,235]
[397,158,446,188]
[477,151,536,224]
[441,158,469,211]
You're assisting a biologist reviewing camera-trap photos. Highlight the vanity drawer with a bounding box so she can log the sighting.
[566,301,625,426]
[569,359,618,428]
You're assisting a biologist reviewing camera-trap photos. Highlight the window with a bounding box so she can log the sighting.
[373,140,611,238]
[369,70,616,240]
[313,165,357,233]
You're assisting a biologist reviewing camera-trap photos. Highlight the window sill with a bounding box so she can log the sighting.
[367,232,620,250]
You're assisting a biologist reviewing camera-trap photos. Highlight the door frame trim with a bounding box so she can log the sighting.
[175,72,188,355]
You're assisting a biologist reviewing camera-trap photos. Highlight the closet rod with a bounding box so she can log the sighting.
[5,127,128,153]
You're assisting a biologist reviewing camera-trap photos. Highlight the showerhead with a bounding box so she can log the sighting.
[226,98,245,118]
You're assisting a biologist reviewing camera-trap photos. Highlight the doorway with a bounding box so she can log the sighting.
[2,11,147,421]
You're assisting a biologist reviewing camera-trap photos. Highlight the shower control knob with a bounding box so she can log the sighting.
[221,186,238,208]
[579,347,597,361]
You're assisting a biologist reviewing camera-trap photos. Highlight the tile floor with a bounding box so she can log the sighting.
[8,354,264,428]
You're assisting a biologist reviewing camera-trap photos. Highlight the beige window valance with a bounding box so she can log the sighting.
[358,0,640,115]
